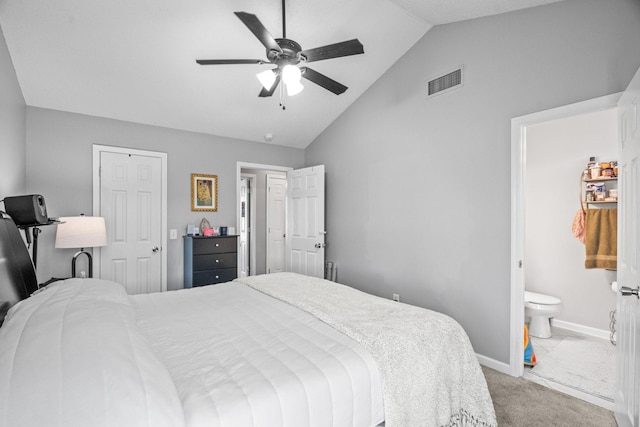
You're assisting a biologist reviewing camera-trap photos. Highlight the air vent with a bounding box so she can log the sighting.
[427,67,463,98]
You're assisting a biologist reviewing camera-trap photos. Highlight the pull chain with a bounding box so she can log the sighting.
[279,79,287,110]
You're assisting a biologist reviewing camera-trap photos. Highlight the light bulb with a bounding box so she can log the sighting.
[256,69,277,91]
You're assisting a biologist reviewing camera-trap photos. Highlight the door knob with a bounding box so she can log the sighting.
[620,286,639,298]
[314,243,326,249]
[152,246,160,253]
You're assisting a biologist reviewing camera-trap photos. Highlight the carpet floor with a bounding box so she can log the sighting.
[482,366,617,427]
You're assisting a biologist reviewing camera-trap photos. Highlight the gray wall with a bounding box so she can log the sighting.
[305,0,640,363]
[25,107,304,289]
[526,108,618,331]
[0,27,26,197]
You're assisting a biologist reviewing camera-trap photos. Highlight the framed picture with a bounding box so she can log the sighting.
[191,174,218,212]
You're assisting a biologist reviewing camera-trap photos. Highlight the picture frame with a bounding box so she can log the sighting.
[191,173,218,212]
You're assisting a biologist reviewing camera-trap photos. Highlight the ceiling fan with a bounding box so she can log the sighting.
[195,0,364,99]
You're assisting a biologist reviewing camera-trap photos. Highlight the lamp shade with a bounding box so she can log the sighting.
[285,80,304,96]
[55,216,107,249]
[282,64,304,96]
[256,69,277,91]
[281,64,301,85]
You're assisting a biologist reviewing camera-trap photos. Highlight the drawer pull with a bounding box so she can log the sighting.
[215,275,220,279]
[215,243,220,247]
[215,259,220,263]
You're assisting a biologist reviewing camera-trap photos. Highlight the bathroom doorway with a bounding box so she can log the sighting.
[511,93,621,409]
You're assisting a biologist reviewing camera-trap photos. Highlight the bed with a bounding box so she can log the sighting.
[0,212,496,427]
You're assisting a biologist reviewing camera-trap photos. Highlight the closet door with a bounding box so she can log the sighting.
[97,148,165,294]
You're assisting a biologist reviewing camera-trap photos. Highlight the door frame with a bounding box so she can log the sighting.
[236,162,292,276]
[92,144,168,291]
[510,93,622,377]
[240,173,257,277]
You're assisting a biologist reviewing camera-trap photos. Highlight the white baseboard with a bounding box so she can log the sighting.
[476,353,513,376]
[551,319,610,340]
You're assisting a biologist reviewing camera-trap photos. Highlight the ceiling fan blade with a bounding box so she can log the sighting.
[300,67,348,95]
[300,39,364,63]
[234,12,283,54]
[259,74,281,97]
[196,59,267,65]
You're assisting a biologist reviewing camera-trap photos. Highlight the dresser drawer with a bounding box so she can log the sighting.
[192,237,237,255]
[193,252,237,271]
[193,268,237,286]
[184,235,238,289]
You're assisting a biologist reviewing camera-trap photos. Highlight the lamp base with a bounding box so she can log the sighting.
[72,249,93,278]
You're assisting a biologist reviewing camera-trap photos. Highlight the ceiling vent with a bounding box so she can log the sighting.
[427,67,463,98]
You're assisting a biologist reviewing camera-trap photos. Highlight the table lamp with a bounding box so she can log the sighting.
[55,215,107,278]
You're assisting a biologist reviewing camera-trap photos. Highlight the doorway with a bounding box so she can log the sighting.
[510,93,621,406]
[236,162,291,276]
[239,173,256,278]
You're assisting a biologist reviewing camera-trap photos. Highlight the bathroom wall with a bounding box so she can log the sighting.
[526,107,618,332]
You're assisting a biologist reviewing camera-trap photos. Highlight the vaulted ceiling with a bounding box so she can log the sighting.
[0,0,563,148]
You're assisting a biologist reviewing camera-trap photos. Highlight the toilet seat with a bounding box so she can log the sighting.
[525,291,561,306]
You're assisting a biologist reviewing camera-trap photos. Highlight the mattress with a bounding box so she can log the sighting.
[0,278,384,427]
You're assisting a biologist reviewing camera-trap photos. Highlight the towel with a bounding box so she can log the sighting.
[571,209,586,243]
[585,208,617,269]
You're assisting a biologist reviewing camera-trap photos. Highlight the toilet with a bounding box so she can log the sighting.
[524,291,562,339]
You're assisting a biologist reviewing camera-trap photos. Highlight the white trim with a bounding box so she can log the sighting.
[510,93,622,377]
[236,162,293,276]
[476,353,512,376]
[92,144,168,291]
[551,319,611,340]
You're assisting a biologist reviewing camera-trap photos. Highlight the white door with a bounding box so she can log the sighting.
[97,150,164,294]
[267,174,286,273]
[239,177,250,278]
[616,66,640,427]
[285,165,325,278]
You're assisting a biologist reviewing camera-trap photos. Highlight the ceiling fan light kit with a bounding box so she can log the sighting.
[195,0,364,108]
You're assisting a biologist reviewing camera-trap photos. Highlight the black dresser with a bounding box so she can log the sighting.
[183,235,238,288]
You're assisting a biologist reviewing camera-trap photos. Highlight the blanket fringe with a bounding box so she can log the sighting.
[444,408,497,427]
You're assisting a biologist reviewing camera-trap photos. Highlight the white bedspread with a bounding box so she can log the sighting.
[0,279,185,427]
[131,282,384,427]
[235,273,497,427]
[0,273,495,427]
